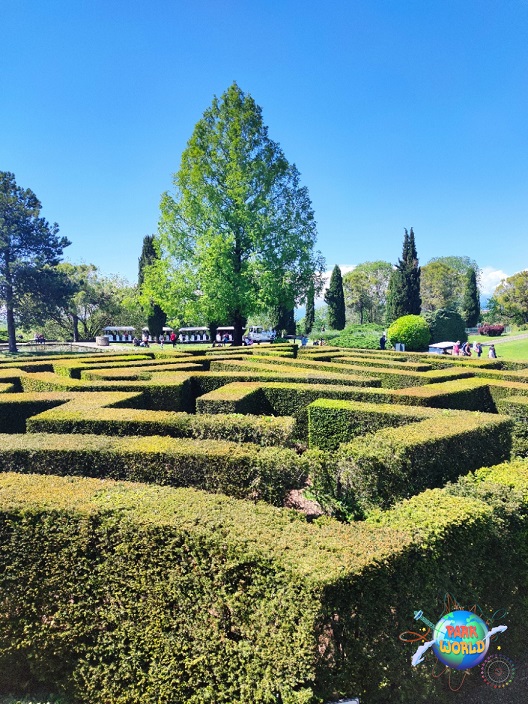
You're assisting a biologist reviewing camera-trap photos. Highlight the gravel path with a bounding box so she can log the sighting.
[482,332,528,345]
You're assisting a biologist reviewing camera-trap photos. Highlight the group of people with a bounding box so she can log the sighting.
[452,340,497,359]
[33,333,46,344]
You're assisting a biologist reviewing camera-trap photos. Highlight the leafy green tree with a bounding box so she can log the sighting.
[428,255,479,282]
[325,265,346,330]
[421,256,480,316]
[143,83,324,345]
[304,281,315,334]
[138,235,167,338]
[0,171,70,352]
[39,264,143,341]
[343,261,392,324]
[493,271,528,324]
[462,267,481,326]
[420,261,461,313]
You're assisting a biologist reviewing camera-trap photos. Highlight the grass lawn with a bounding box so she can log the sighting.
[487,337,528,361]
[467,334,528,361]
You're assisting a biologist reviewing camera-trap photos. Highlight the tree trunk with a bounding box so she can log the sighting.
[6,305,17,354]
[4,274,17,353]
[233,311,245,346]
[72,314,80,342]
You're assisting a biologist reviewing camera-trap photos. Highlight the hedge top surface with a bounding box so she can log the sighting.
[0,472,412,582]
[498,395,528,407]
[472,457,528,494]
[366,487,494,542]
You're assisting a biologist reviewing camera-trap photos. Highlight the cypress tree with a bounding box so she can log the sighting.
[325,265,346,330]
[274,305,296,336]
[385,268,406,324]
[138,235,167,338]
[462,268,480,326]
[385,228,421,324]
[304,281,315,334]
[406,227,421,314]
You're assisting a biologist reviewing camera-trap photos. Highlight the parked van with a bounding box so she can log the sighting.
[247,326,275,343]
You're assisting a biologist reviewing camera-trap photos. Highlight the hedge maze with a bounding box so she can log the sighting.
[1,344,528,703]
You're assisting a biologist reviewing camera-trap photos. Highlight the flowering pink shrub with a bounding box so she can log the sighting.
[478,324,505,337]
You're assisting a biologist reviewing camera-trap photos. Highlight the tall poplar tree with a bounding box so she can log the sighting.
[325,265,346,330]
[144,83,324,345]
[462,267,480,327]
[386,228,421,323]
[138,235,167,338]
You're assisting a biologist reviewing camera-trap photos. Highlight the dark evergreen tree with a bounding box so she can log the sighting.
[274,305,296,336]
[325,265,346,330]
[385,268,406,324]
[425,307,467,344]
[462,268,480,327]
[385,228,421,324]
[405,227,421,314]
[138,235,167,338]
[304,281,315,334]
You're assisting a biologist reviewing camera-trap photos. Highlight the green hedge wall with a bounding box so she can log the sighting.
[308,399,432,451]
[0,433,304,505]
[307,408,512,516]
[197,382,391,439]
[497,395,528,458]
[27,406,296,448]
[3,471,528,703]
[0,393,74,433]
[52,355,152,378]
[392,377,496,411]
[20,373,195,412]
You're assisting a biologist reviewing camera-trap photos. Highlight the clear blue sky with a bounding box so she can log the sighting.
[2,0,527,295]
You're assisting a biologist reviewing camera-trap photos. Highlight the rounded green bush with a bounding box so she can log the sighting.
[387,315,430,351]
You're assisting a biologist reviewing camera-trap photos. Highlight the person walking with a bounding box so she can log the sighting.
[380,334,386,350]
[475,342,483,358]
[170,331,177,347]
[488,344,497,359]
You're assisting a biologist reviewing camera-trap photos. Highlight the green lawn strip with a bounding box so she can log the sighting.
[488,339,528,361]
